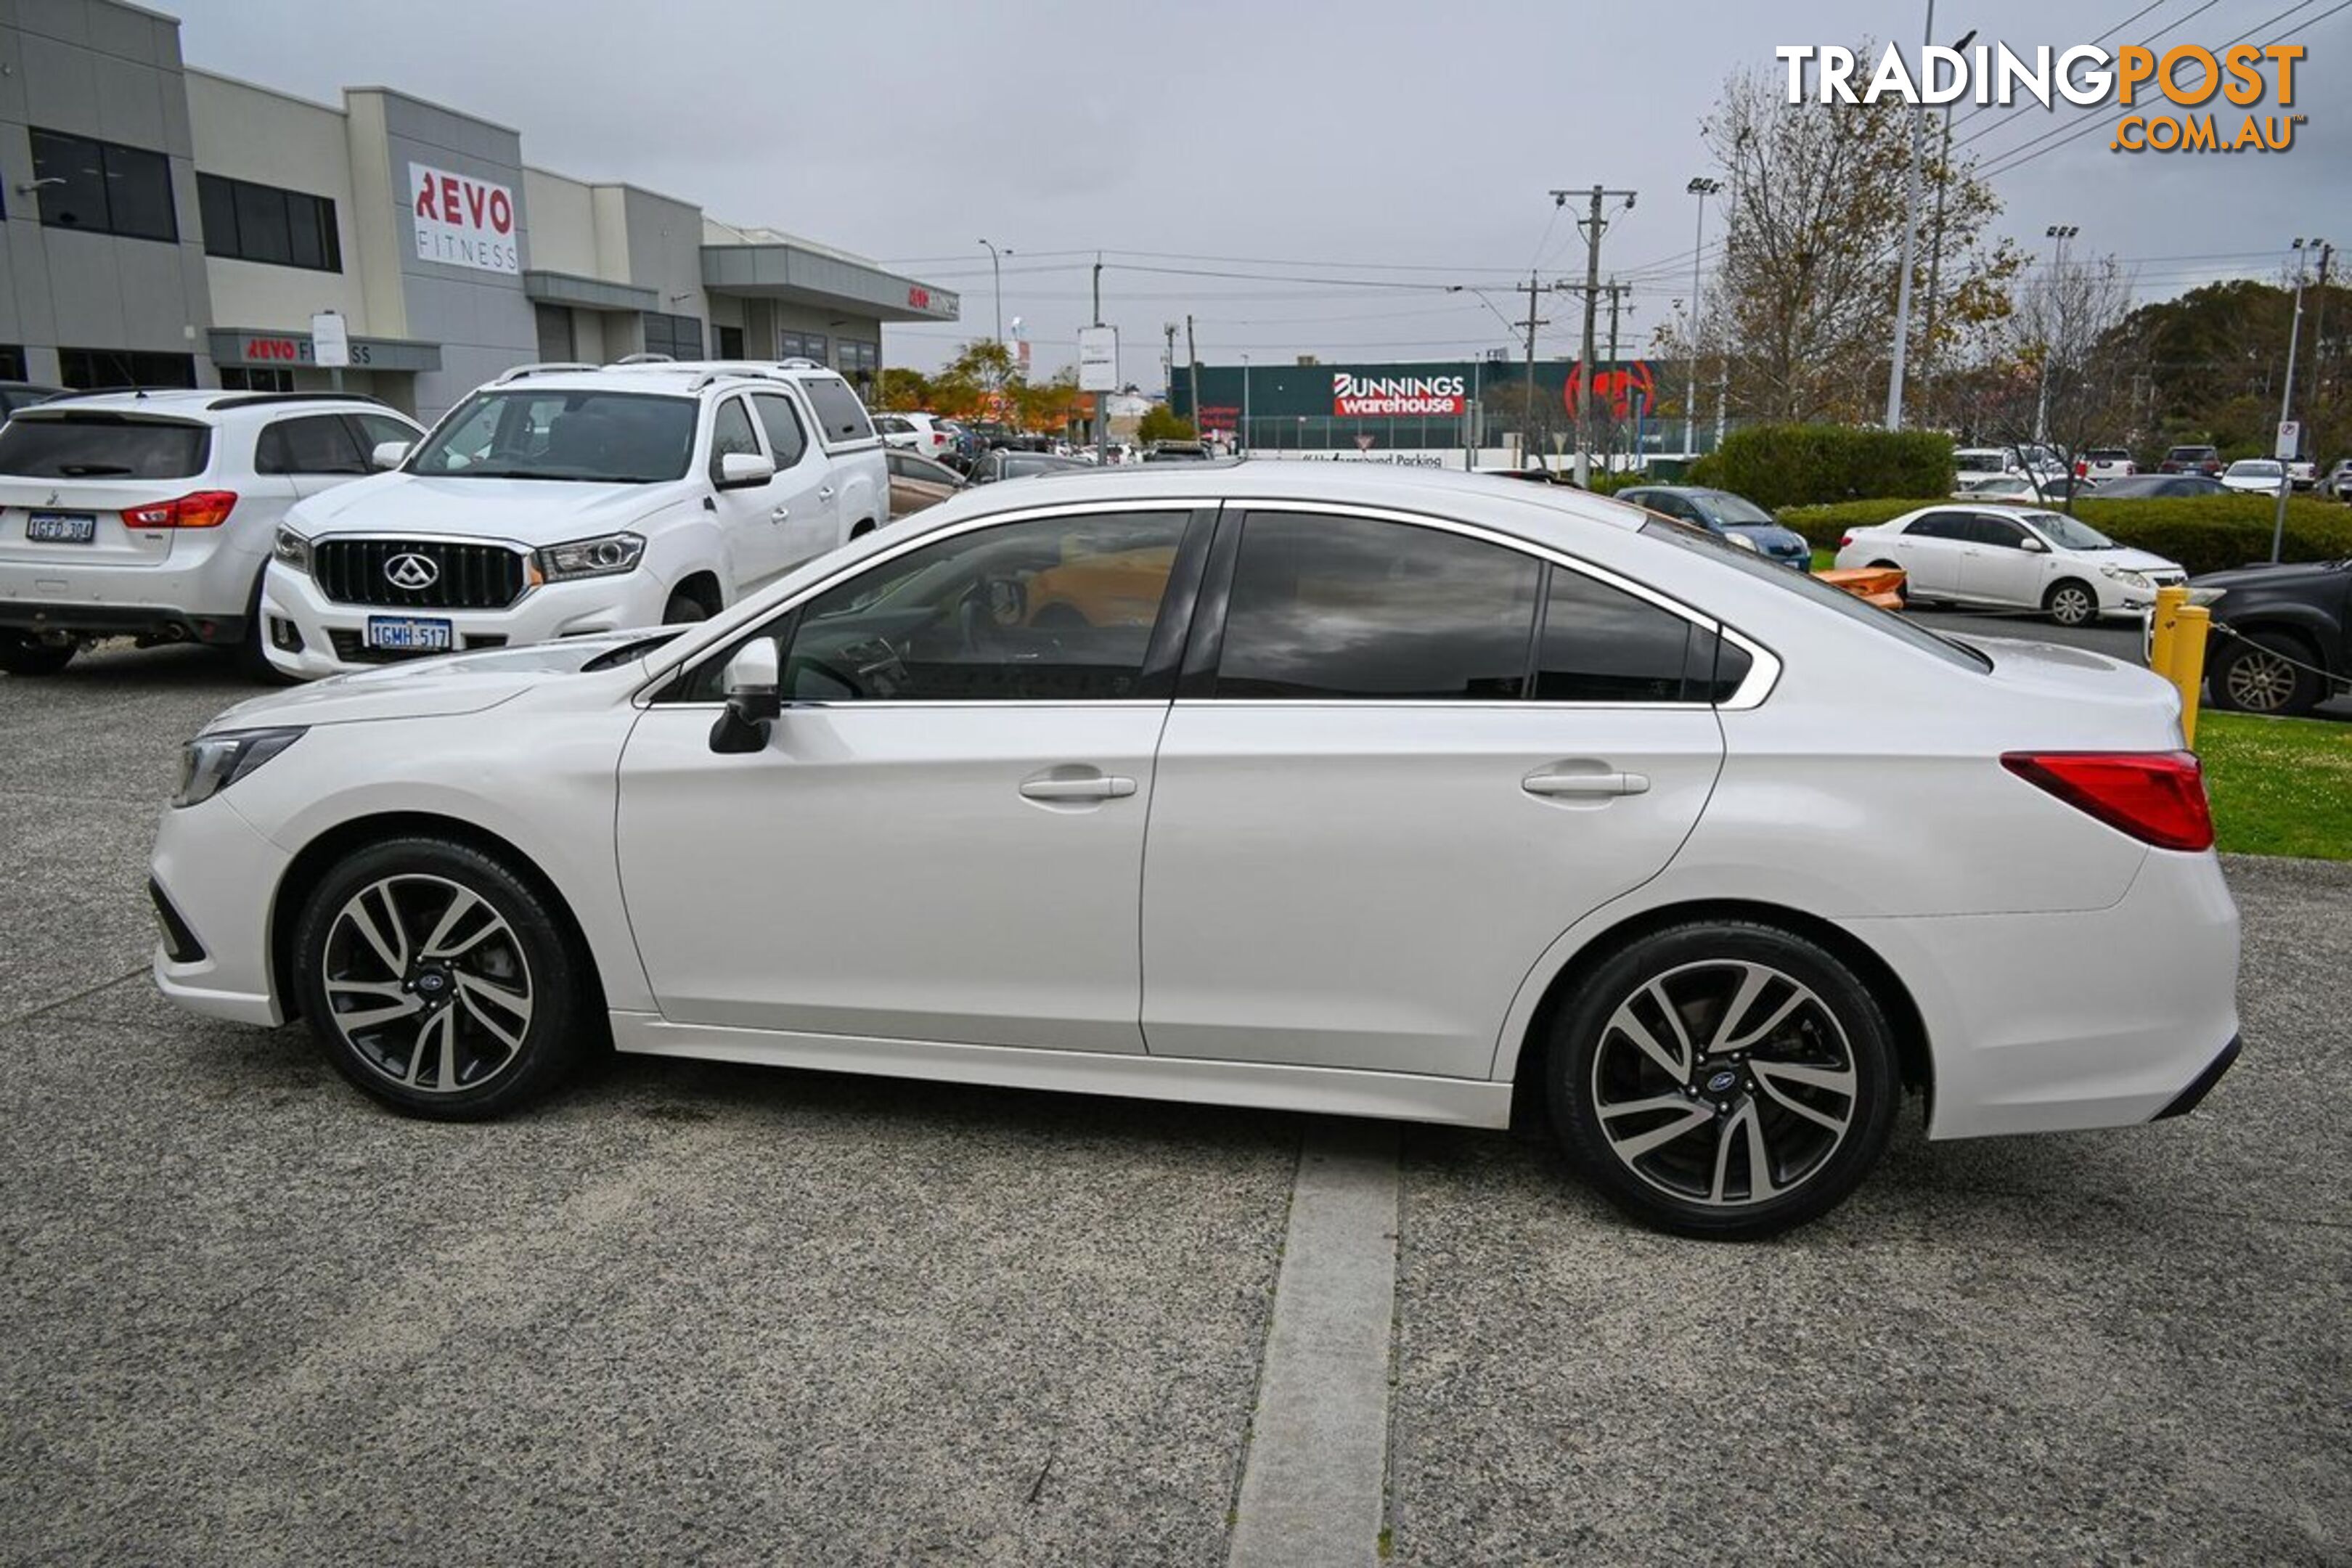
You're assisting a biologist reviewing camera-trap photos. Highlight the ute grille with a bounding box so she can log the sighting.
[311,539,528,610]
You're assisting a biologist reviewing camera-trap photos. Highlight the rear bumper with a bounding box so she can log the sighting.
[2152,1034,2240,1119]
[0,600,247,645]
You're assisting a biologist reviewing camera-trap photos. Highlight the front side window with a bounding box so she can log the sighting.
[1215,514,1540,701]
[751,394,808,469]
[709,397,761,480]
[33,129,176,242]
[408,391,696,483]
[773,512,1188,703]
[1967,515,2030,550]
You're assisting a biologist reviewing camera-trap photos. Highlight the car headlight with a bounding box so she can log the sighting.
[271,526,311,574]
[2101,566,2149,588]
[173,727,304,809]
[534,531,645,581]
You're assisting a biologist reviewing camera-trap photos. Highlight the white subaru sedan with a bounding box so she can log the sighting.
[150,465,2240,1238]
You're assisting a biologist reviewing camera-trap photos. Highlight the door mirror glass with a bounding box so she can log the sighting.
[371,440,411,470]
[2020,535,2049,552]
[716,451,775,490]
[709,639,780,752]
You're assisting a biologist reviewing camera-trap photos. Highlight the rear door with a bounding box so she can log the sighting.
[1885,510,1969,597]
[0,412,213,570]
[749,391,838,571]
[1139,508,1730,1080]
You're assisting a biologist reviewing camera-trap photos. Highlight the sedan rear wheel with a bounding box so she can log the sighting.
[1548,923,1900,1238]
[293,838,587,1119]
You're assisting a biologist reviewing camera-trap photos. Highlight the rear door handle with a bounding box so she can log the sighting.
[1020,775,1138,801]
[1522,770,1649,799]
[817,485,836,502]
[769,505,791,522]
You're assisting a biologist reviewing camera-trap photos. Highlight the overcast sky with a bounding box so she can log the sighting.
[166,0,2348,386]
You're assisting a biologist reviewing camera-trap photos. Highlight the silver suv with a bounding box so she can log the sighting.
[0,390,422,677]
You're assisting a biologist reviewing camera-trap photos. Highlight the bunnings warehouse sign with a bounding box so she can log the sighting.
[1175,359,1659,434]
[1331,372,1467,416]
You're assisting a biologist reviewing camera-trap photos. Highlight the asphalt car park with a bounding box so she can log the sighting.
[3,642,2346,1564]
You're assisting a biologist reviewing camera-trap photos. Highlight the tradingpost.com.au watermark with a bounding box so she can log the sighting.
[1776,41,2307,153]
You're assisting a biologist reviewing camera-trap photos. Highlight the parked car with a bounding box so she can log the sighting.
[1953,447,2012,480]
[259,361,886,679]
[2160,444,2224,476]
[0,390,423,677]
[2286,459,2319,491]
[2220,459,2288,495]
[1953,473,2097,504]
[1614,485,1810,569]
[2075,448,2136,481]
[2192,554,2351,716]
[1142,440,1214,462]
[1833,503,2186,625]
[871,411,957,465]
[150,464,2241,1239]
[0,381,66,419]
[885,449,963,516]
[2089,474,2229,499]
[2319,459,2352,501]
[965,450,1090,485]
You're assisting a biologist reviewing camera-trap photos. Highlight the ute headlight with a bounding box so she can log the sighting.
[173,727,304,809]
[534,531,645,581]
[271,526,311,574]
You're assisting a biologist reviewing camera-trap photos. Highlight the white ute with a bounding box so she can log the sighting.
[261,360,888,677]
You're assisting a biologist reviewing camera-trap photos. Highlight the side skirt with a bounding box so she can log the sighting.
[608,1012,1514,1129]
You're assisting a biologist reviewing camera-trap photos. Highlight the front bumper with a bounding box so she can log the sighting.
[151,793,291,1027]
[260,560,675,679]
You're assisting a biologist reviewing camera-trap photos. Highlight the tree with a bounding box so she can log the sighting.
[1136,404,1196,444]
[1973,250,2139,510]
[870,367,931,412]
[1654,51,2014,427]
[927,340,1019,422]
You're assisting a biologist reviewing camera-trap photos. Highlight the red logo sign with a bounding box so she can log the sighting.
[907,286,932,311]
[1562,362,1658,420]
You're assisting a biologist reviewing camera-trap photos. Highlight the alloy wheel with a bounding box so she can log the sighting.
[319,874,535,1094]
[2223,647,2298,712]
[1588,960,1858,1208]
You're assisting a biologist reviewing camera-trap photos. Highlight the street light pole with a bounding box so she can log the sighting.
[2272,237,2323,563]
[1683,176,1721,456]
[1241,354,1251,456]
[2034,224,2078,446]
[1885,0,1934,430]
[977,238,1008,343]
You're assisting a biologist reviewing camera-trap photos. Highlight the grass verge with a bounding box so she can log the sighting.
[2197,711,2352,860]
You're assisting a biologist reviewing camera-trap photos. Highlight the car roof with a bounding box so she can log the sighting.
[478,360,856,397]
[10,388,396,420]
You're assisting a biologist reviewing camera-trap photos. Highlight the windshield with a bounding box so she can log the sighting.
[1704,491,1778,526]
[1638,518,1990,673]
[2228,460,2281,477]
[2025,511,2115,550]
[0,414,210,478]
[409,390,697,483]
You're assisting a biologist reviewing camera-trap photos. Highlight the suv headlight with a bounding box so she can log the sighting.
[271,526,311,574]
[534,532,645,581]
[173,727,304,809]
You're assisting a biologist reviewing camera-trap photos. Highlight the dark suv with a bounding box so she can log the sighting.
[2192,556,2351,716]
[2160,444,2223,476]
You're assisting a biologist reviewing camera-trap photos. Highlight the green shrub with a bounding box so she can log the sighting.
[1705,425,1953,509]
[1779,494,2352,576]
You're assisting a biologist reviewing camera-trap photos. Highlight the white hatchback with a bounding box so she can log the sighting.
[1834,503,2186,626]
[150,465,2240,1238]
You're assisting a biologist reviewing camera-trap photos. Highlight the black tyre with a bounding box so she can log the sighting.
[2043,578,2097,626]
[0,633,75,676]
[293,837,589,1120]
[234,568,295,685]
[661,589,711,625]
[1546,921,1900,1239]
[2206,630,2323,716]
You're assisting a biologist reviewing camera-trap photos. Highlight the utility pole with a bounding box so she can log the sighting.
[2301,242,2334,425]
[1552,184,1638,486]
[1163,322,1177,404]
[2273,237,2324,563]
[1517,270,1548,468]
[1920,25,1980,404]
[1885,0,1935,430]
[1092,253,1108,465]
[1186,314,1201,446]
[1683,177,1721,456]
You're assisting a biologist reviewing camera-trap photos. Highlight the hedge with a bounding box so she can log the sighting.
[1777,494,2352,576]
[1683,425,1953,509]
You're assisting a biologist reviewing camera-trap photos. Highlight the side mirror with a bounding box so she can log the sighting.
[2020,536,2049,553]
[371,441,411,470]
[716,452,776,490]
[709,640,781,754]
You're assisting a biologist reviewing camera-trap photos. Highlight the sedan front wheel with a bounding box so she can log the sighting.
[1548,922,1900,1238]
[293,838,589,1119]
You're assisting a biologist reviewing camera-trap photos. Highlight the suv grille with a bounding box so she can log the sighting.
[312,539,528,610]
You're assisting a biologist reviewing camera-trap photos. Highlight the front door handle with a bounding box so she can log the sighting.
[770,505,791,522]
[817,484,836,502]
[1522,769,1650,799]
[1020,774,1138,801]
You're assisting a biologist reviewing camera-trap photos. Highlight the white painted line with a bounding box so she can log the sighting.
[1229,1118,1400,1568]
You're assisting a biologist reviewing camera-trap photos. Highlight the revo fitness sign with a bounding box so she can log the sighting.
[1331,372,1467,417]
[409,163,518,274]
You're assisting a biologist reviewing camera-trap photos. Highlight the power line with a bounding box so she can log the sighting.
[1945,0,2181,134]
[1951,0,2230,158]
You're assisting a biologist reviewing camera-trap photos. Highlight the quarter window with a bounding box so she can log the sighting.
[767,513,1188,703]
[32,129,176,242]
[1214,514,1539,701]
[800,375,875,444]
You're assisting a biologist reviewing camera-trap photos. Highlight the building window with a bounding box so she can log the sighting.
[197,173,340,271]
[778,330,828,364]
[837,340,879,376]
[30,129,178,242]
[0,346,25,380]
[57,349,198,390]
[714,325,745,359]
[534,304,576,363]
[642,312,703,360]
[219,367,296,393]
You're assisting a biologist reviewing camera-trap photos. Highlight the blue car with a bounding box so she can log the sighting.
[1616,485,1812,569]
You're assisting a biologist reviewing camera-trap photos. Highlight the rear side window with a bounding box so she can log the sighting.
[0,415,210,478]
[1903,511,1969,540]
[1215,514,1540,700]
[1536,567,1708,702]
[256,414,367,475]
[799,376,875,443]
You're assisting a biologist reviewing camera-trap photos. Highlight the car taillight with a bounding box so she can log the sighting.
[2000,751,2214,852]
[1837,533,1854,548]
[2074,460,2087,478]
[122,491,237,529]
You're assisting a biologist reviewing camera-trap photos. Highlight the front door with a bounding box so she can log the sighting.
[616,506,1201,1053]
[1959,513,2050,609]
[1140,510,1727,1080]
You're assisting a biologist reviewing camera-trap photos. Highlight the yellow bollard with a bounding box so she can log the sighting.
[2149,584,2186,685]
[2172,603,2212,748]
